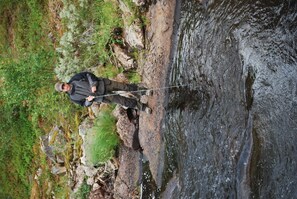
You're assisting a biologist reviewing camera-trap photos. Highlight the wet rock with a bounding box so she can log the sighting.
[112,44,136,70]
[161,173,180,198]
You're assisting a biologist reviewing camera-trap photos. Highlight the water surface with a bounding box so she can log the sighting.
[162,0,297,198]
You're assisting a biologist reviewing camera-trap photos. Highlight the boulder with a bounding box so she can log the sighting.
[124,18,145,50]
[112,44,136,70]
[113,106,136,149]
[119,0,144,49]
[113,145,140,199]
[40,125,67,164]
[78,118,94,166]
[132,0,146,6]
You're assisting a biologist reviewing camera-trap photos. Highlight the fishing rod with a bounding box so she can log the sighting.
[93,83,193,99]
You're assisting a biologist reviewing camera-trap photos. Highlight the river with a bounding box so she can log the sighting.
[158,0,297,198]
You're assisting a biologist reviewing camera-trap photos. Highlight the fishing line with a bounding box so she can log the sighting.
[93,83,194,98]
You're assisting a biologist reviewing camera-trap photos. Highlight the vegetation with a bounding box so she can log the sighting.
[0,0,143,198]
[73,178,91,199]
[55,0,123,81]
[85,106,119,165]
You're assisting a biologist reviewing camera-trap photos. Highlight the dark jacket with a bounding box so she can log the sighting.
[67,72,105,107]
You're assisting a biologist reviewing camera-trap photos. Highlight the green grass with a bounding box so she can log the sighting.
[73,178,91,199]
[85,107,119,165]
[0,0,81,198]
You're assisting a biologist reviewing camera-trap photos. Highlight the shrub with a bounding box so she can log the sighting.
[73,178,91,199]
[85,106,119,165]
[55,0,123,81]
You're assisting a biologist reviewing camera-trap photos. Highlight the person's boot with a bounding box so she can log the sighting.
[137,102,152,114]
[144,106,152,114]
[145,89,153,96]
[133,87,152,99]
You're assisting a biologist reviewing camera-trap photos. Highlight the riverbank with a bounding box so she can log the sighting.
[138,0,176,188]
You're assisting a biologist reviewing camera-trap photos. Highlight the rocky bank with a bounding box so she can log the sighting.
[91,0,177,197]
[41,0,177,198]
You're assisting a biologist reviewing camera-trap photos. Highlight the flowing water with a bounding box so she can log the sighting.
[161,0,297,198]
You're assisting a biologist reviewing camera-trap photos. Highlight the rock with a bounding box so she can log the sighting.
[40,125,66,164]
[51,165,67,175]
[113,145,140,199]
[124,18,145,49]
[90,103,101,118]
[112,44,136,70]
[113,73,129,83]
[138,0,176,188]
[132,0,146,6]
[78,118,94,166]
[119,0,144,49]
[113,106,136,149]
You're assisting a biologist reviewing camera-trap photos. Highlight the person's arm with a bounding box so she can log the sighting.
[69,72,99,85]
[86,73,98,93]
[70,98,93,107]
[86,73,99,88]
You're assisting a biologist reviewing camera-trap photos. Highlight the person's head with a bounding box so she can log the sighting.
[55,82,71,92]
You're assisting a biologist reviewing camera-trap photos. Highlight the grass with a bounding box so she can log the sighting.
[73,178,91,199]
[85,106,119,165]
[0,0,81,198]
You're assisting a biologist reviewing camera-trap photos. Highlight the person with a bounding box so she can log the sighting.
[55,72,152,113]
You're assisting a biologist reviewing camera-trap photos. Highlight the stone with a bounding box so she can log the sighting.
[113,106,136,149]
[132,0,146,6]
[113,145,140,199]
[51,165,67,175]
[119,0,144,49]
[40,125,66,164]
[112,44,136,70]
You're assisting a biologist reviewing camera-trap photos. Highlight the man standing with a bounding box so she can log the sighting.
[55,72,152,113]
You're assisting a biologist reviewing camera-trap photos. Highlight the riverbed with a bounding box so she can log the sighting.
[159,0,297,198]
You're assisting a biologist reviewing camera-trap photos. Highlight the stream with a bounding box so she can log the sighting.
[160,0,297,198]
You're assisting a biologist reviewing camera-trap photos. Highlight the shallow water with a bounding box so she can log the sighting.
[161,0,297,198]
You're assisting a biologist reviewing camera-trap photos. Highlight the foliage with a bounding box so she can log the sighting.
[73,178,91,199]
[85,106,119,165]
[55,0,123,81]
[97,64,124,79]
[126,70,142,83]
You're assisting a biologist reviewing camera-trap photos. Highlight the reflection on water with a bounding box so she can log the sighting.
[162,0,297,198]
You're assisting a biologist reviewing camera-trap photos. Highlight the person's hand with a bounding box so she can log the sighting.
[86,96,95,101]
[91,86,97,93]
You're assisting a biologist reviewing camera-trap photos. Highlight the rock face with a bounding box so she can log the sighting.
[112,105,141,198]
[132,0,146,6]
[40,125,66,166]
[112,44,136,70]
[113,106,136,149]
[113,145,140,199]
[138,0,176,188]
[119,0,145,49]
